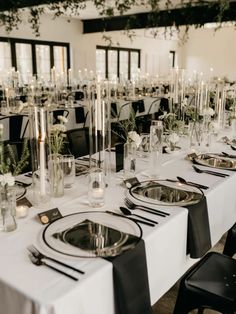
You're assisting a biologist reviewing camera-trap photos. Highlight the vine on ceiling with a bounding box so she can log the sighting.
[0,0,234,38]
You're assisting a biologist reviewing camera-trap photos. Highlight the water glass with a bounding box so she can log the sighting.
[137,133,150,158]
[0,186,17,232]
[123,141,136,179]
[88,169,105,207]
[62,155,75,188]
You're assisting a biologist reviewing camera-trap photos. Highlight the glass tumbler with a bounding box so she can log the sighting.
[62,155,75,189]
[88,169,105,207]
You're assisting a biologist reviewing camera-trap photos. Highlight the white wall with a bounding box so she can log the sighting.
[180,24,236,81]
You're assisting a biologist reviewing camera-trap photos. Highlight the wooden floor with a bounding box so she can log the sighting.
[152,234,227,314]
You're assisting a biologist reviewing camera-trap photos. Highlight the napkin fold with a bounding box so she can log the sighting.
[75,107,85,123]
[184,196,212,258]
[106,239,152,314]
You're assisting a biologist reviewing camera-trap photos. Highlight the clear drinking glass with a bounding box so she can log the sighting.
[0,186,17,232]
[88,168,105,207]
[62,155,75,189]
[123,141,136,179]
[137,133,149,158]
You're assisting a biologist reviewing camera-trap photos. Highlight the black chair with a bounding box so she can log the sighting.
[0,115,29,141]
[75,107,86,124]
[173,252,236,314]
[66,128,89,158]
[223,223,236,257]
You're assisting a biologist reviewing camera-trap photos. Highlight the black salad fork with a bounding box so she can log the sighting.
[27,245,85,274]
[124,198,169,217]
[29,254,79,281]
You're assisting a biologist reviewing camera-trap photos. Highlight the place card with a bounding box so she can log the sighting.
[124,177,140,189]
[38,208,62,225]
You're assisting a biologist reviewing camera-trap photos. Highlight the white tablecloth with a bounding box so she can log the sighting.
[0,138,236,314]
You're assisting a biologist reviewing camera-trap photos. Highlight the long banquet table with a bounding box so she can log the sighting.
[0,136,236,314]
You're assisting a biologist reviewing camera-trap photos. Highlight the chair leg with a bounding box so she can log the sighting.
[198,308,204,314]
[223,224,236,257]
[173,285,197,314]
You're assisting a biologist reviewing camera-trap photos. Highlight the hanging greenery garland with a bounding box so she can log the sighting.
[0,0,234,37]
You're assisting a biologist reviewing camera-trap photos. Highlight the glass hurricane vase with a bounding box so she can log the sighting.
[48,154,64,198]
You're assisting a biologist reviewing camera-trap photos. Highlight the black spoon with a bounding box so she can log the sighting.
[176,176,209,190]
[120,207,158,224]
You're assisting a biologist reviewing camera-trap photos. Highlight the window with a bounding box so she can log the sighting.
[119,50,128,81]
[96,46,140,80]
[36,45,50,81]
[96,49,106,79]
[53,46,68,74]
[108,50,118,80]
[0,37,70,84]
[16,43,33,84]
[0,42,11,73]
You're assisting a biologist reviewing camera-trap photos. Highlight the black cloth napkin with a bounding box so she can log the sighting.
[105,239,152,314]
[184,196,212,258]
[132,100,145,114]
[75,107,85,124]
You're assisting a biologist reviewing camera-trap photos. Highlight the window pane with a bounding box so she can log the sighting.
[108,50,118,80]
[36,45,50,81]
[16,43,32,84]
[119,51,128,81]
[53,46,67,74]
[0,42,11,72]
[130,51,139,80]
[96,49,106,79]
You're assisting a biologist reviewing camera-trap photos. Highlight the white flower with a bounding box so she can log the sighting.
[57,115,68,124]
[169,132,179,144]
[128,131,142,148]
[203,107,215,116]
[0,172,15,187]
[50,124,67,133]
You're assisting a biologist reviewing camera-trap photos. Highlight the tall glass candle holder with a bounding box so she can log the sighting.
[88,79,111,180]
[29,106,50,207]
[148,120,163,178]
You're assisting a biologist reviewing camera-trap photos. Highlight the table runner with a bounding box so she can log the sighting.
[185,196,212,258]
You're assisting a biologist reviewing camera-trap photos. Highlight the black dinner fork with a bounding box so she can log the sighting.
[124,198,169,217]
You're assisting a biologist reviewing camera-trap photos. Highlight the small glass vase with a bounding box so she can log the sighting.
[48,154,64,198]
[124,141,136,179]
[0,185,17,232]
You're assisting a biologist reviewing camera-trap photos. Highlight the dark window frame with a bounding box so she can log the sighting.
[169,50,176,68]
[96,45,141,80]
[0,36,70,76]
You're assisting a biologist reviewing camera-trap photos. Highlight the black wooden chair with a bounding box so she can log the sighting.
[0,114,29,141]
[66,128,89,158]
[173,251,236,314]
[223,223,236,257]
